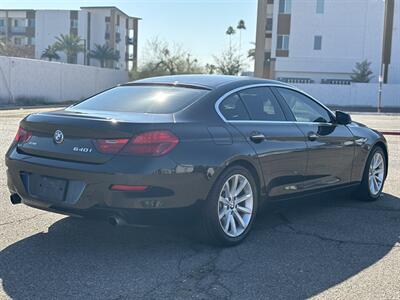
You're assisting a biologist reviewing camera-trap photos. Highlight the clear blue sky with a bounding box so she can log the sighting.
[2,0,257,70]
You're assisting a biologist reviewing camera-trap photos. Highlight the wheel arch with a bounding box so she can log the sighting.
[225,158,265,201]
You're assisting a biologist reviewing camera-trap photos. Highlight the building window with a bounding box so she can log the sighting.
[0,19,5,27]
[277,35,289,50]
[14,37,23,46]
[314,35,322,50]
[71,19,78,29]
[28,18,35,27]
[316,0,324,14]
[279,0,291,14]
[28,37,35,45]
[265,18,273,31]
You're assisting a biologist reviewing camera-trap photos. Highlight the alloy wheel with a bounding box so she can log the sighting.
[218,174,254,237]
[368,152,385,195]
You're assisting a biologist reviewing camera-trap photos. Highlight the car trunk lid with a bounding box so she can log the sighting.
[18,108,174,164]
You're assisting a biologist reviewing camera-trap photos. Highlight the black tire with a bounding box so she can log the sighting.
[200,165,258,246]
[355,146,386,202]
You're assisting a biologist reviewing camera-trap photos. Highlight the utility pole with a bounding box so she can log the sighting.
[378,0,395,112]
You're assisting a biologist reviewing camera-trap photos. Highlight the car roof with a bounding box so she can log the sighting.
[126,74,288,90]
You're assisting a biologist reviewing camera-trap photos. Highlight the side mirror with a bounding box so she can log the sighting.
[335,110,352,125]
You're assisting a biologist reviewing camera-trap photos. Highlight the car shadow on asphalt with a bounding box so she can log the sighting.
[1,192,399,299]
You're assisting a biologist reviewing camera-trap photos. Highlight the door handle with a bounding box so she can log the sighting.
[308,132,318,141]
[250,133,266,143]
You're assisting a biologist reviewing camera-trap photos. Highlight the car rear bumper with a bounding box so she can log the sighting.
[6,147,212,221]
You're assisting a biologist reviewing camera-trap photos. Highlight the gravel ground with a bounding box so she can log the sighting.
[0,109,399,299]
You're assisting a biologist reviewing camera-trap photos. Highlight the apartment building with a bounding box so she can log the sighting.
[254,0,400,84]
[0,6,140,70]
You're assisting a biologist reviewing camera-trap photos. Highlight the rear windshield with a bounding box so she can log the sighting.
[69,85,208,114]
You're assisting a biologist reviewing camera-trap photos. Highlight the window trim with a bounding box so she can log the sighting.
[214,84,335,124]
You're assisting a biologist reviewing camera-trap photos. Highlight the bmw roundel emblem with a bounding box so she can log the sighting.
[53,130,64,144]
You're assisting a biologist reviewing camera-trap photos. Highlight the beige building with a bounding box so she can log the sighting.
[0,6,140,70]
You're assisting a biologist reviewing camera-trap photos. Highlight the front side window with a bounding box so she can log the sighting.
[238,87,285,121]
[219,94,250,121]
[68,85,209,114]
[277,35,289,50]
[276,88,332,123]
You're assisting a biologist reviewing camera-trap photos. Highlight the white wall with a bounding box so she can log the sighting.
[0,56,129,103]
[294,83,400,108]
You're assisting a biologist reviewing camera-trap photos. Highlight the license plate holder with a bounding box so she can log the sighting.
[28,174,68,202]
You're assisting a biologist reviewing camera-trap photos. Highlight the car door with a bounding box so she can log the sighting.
[217,86,308,197]
[273,87,355,191]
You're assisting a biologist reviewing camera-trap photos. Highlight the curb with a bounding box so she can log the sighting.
[380,131,400,136]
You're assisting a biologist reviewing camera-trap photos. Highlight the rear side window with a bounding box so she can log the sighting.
[219,94,250,121]
[238,87,286,121]
[69,85,208,114]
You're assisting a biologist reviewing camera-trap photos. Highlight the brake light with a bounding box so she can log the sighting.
[122,130,179,156]
[94,139,129,154]
[94,131,179,156]
[14,126,31,143]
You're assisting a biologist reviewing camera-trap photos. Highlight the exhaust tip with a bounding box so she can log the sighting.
[10,193,22,205]
[108,215,126,226]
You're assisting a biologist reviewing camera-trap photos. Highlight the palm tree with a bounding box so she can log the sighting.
[226,26,236,50]
[89,44,120,68]
[54,34,85,64]
[236,20,246,54]
[41,45,60,61]
[247,42,256,60]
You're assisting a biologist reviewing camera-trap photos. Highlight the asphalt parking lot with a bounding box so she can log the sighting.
[0,108,399,299]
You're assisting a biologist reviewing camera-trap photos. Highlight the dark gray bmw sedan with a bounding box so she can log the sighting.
[5,75,388,245]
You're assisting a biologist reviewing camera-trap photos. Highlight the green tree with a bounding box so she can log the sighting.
[0,37,34,58]
[236,20,246,54]
[247,42,256,60]
[89,44,119,68]
[41,45,60,61]
[130,38,203,80]
[226,26,236,50]
[213,46,243,75]
[351,60,373,83]
[54,34,85,64]
[205,63,217,74]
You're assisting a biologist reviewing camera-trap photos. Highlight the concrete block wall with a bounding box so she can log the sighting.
[0,56,129,103]
[294,83,400,108]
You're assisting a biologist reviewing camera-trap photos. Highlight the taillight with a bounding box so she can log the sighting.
[93,131,179,156]
[94,139,129,154]
[14,126,31,143]
[122,130,179,156]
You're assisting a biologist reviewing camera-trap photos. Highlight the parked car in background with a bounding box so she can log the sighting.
[6,75,388,245]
